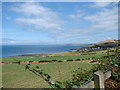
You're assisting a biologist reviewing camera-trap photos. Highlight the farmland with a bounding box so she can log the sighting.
[2,49,109,63]
[2,48,115,88]
[2,62,94,88]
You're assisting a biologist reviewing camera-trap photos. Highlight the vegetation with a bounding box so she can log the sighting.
[2,61,93,88]
[2,40,119,88]
[2,50,108,63]
[99,46,120,88]
[63,46,120,88]
[23,46,119,88]
[80,40,118,50]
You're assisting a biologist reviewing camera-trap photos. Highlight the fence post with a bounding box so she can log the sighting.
[94,71,105,90]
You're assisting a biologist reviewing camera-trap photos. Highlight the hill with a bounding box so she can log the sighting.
[80,40,119,50]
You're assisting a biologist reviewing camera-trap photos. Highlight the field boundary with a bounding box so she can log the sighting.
[80,70,111,89]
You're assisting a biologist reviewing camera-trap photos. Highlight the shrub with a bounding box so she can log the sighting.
[67,59,73,62]
[75,59,81,61]
[52,60,57,62]
[82,58,84,60]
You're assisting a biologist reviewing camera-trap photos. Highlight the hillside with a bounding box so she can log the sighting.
[80,40,119,50]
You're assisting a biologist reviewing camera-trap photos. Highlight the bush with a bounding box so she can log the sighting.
[82,58,84,60]
[67,59,73,62]
[75,59,81,61]
[64,68,96,88]
[52,60,57,62]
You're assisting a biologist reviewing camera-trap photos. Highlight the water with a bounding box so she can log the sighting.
[1,45,86,57]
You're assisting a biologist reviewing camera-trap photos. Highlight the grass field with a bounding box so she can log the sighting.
[2,48,114,88]
[2,50,108,63]
[2,61,93,88]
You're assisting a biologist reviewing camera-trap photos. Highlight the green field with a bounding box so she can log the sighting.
[2,50,108,63]
[2,62,93,88]
[2,48,113,88]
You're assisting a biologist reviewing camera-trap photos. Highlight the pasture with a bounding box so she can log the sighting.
[2,50,108,63]
[2,61,93,88]
[2,48,114,88]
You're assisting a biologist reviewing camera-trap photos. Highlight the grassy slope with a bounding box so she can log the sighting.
[82,40,118,49]
[2,62,93,88]
[2,64,50,88]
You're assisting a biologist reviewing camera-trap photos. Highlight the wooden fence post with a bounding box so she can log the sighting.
[94,71,105,90]
[80,70,111,89]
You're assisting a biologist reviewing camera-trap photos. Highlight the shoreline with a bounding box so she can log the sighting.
[2,44,85,58]
[1,50,73,58]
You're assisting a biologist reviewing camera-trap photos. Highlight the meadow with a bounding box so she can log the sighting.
[2,49,109,63]
[2,48,115,88]
[2,62,93,88]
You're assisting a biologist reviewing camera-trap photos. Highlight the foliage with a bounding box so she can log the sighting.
[63,66,99,88]
[97,46,119,72]
[98,46,119,87]
[63,46,120,88]
[93,46,120,88]
[25,64,64,88]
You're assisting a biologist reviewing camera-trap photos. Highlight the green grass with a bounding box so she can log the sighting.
[2,48,113,88]
[2,64,50,88]
[2,52,107,63]
[2,61,93,88]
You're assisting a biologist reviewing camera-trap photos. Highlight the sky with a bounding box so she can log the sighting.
[1,2,118,45]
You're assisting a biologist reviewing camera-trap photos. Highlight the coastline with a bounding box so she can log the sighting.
[1,50,73,58]
[2,44,85,58]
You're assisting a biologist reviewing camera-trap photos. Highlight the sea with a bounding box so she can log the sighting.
[1,45,87,57]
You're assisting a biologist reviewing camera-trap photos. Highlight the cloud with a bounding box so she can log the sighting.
[91,2,111,8]
[2,38,17,44]
[2,38,56,45]
[59,6,118,39]
[2,38,39,45]
[12,3,56,17]
[12,2,65,32]
[84,7,118,31]
[15,18,62,30]
[68,10,84,20]
[8,2,118,44]
[53,7,118,42]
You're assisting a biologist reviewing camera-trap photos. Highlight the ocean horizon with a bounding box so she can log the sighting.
[1,44,87,57]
